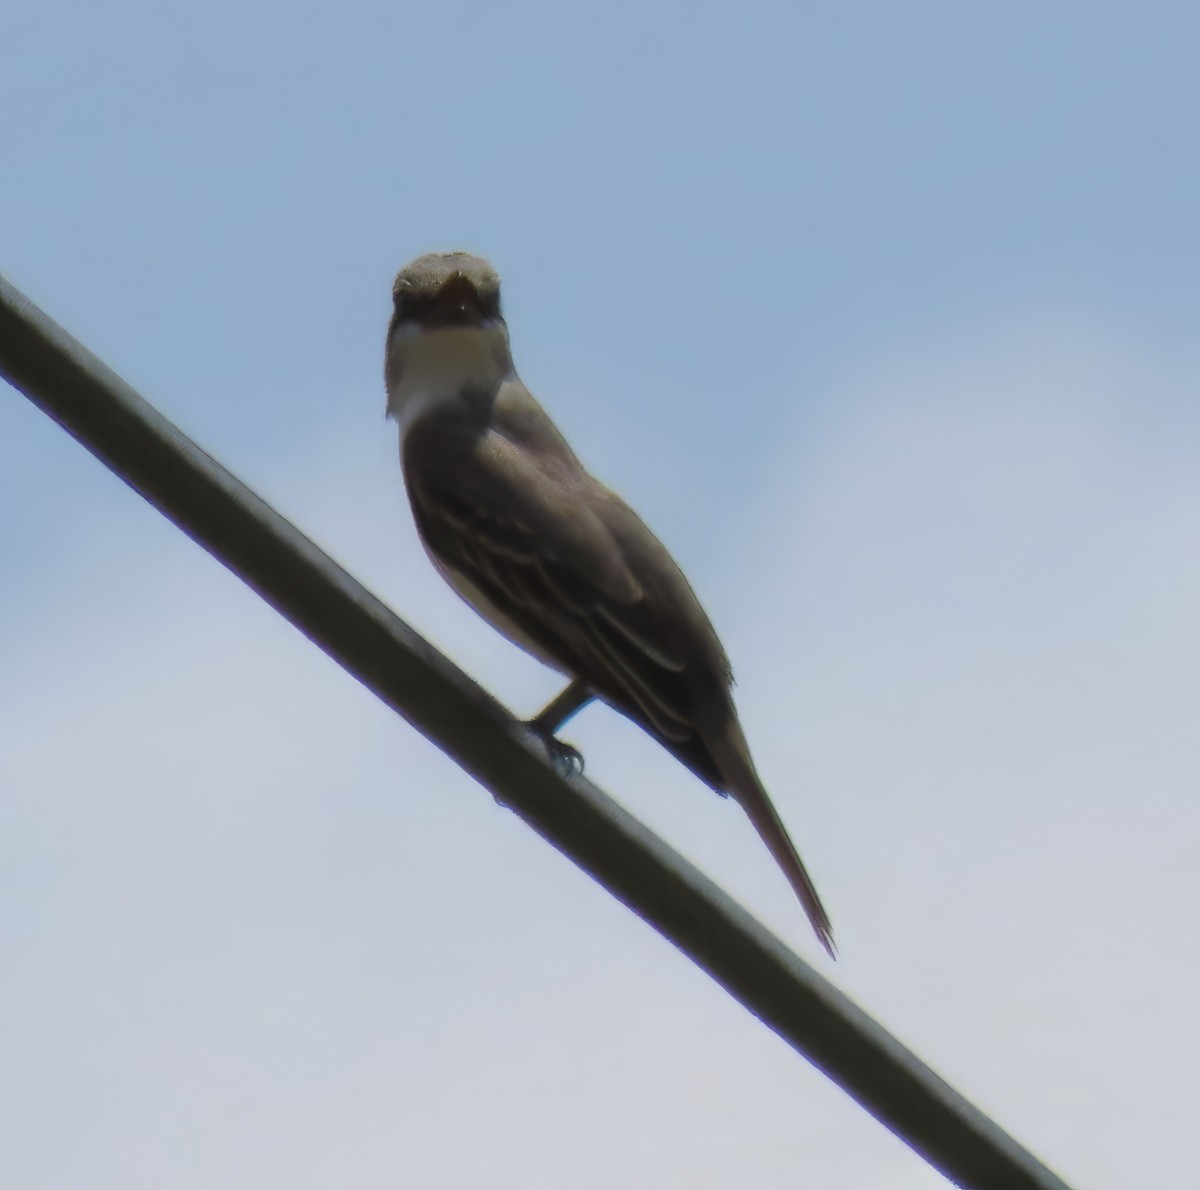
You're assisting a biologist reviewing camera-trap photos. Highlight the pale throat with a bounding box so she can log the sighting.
[386,321,513,431]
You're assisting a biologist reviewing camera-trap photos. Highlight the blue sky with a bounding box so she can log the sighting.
[2,3,1199,1186]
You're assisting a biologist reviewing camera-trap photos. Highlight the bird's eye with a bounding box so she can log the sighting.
[395,290,426,320]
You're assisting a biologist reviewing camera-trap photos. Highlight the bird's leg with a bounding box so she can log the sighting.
[526,679,594,775]
[529,679,594,734]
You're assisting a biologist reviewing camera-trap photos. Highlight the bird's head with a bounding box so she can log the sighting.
[390,252,504,333]
[385,252,512,423]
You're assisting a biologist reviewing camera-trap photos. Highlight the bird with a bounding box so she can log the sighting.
[384,251,835,958]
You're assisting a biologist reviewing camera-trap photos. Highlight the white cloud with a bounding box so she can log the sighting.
[3,321,1198,1187]
[724,321,1200,1187]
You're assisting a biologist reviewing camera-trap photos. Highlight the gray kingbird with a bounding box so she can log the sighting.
[385,251,835,957]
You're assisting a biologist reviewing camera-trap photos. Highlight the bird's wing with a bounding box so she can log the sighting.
[403,400,834,955]
[402,416,721,762]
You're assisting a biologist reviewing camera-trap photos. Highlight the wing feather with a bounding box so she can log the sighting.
[403,416,720,776]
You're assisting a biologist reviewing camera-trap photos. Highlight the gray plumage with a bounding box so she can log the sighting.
[386,252,835,957]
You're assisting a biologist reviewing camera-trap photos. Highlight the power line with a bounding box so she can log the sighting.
[0,273,1073,1190]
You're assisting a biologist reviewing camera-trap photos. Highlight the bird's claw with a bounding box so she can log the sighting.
[529,728,585,777]
[546,737,585,777]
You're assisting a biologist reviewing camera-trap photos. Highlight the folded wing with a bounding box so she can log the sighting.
[403,414,730,791]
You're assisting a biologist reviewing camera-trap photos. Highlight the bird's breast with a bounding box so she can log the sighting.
[423,544,569,674]
[386,324,511,431]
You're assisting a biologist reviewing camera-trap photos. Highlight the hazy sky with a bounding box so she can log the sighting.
[3,3,1199,1187]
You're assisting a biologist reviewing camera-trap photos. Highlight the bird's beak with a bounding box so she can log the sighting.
[431,273,485,325]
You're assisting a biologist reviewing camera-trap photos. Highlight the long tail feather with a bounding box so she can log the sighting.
[712,727,836,959]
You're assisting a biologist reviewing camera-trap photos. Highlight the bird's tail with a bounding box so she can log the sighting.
[711,724,836,959]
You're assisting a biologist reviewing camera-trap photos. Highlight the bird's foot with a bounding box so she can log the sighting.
[527,724,585,777]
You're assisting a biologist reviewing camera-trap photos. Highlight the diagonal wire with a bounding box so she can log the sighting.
[0,273,1073,1190]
